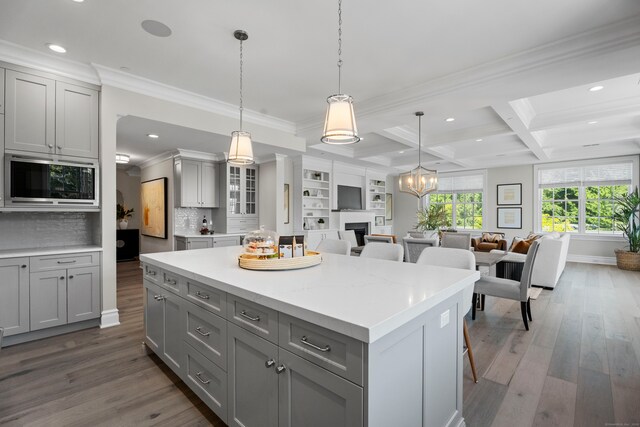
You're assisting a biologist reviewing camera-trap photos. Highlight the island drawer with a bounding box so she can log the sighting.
[184,279,226,317]
[227,295,278,344]
[184,342,228,423]
[278,313,364,385]
[30,252,99,272]
[184,299,227,369]
[143,263,161,284]
[159,270,182,295]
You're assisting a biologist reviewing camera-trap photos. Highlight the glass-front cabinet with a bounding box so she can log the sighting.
[226,164,258,218]
[228,165,242,215]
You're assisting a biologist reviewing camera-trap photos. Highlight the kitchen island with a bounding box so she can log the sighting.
[140,246,479,427]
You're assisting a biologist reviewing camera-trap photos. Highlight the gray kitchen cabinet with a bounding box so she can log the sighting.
[143,280,185,376]
[0,116,4,208]
[0,67,5,113]
[67,265,100,323]
[175,158,218,208]
[215,164,259,233]
[213,235,241,247]
[30,269,67,331]
[0,257,29,337]
[4,69,56,155]
[228,322,279,427]
[175,236,213,251]
[278,348,363,427]
[55,82,99,159]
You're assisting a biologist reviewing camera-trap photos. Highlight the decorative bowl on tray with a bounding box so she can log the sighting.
[243,226,279,257]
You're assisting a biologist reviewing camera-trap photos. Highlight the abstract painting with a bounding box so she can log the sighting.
[141,177,167,239]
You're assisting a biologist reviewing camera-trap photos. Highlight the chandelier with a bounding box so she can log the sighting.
[398,112,438,198]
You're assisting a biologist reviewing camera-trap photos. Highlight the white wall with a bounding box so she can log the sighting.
[282,157,294,235]
[259,160,278,232]
[486,165,534,243]
[140,158,174,254]
[116,169,141,230]
[392,175,421,239]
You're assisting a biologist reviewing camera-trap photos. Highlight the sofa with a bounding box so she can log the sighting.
[491,232,570,289]
[471,232,508,252]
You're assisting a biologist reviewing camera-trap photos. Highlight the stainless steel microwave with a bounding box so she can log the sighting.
[5,155,99,208]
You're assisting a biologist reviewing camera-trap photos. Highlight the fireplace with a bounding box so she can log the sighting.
[345,222,369,247]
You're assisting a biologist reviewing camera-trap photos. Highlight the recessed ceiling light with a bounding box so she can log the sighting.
[120,66,130,72]
[72,0,85,2]
[141,20,172,37]
[445,117,455,122]
[115,154,130,164]
[147,134,159,139]
[589,85,604,92]
[47,44,66,53]
[398,151,405,154]
[588,121,598,125]
[475,138,483,142]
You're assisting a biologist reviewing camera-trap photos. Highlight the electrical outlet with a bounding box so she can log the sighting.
[440,310,450,328]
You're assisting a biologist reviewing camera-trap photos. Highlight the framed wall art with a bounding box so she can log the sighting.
[497,183,522,205]
[375,215,385,226]
[141,177,168,239]
[497,207,522,229]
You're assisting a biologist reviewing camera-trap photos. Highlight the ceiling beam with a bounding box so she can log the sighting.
[492,100,549,161]
[529,98,640,131]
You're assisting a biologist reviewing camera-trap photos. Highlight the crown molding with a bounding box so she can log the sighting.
[92,64,296,135]
[175,149,225,162]
[0,39,100,84]
[297,15,640,134]
[138,151,175,170]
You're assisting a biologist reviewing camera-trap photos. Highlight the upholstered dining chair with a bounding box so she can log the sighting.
[441,232,472,250]
[316,239,351,256]
[472,240,540,331]
[403,237,438,263]
[338,230,364,255]
[416,247,479,383]
[364,235,394,244]
[360,242,404,262]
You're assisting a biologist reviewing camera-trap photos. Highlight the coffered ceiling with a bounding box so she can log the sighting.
[1,0,639,172]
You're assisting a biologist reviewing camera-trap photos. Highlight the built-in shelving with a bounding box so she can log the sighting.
[302,170,331,230]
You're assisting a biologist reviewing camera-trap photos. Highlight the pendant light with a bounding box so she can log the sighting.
[398,112,438,198]
[228,30,255,165]
[321,0,360,145]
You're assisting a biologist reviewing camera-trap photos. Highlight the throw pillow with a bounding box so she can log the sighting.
[526,232,542,241]
[482,232,502,243]
[508,237,523,252]
[512,239,532,254]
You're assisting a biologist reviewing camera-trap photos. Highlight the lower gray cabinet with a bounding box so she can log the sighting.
[185,342,228,423]
[30,269,67,331]
[67,266,100,323]
[0,257,29,336]
[228,323,279,427]
[143,280,184,376]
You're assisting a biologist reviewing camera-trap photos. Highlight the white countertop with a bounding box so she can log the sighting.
[174,232,245,238]
[140,246,479,343]
[0,245,103,259]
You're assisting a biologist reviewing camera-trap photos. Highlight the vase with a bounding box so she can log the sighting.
[119,220,129,230]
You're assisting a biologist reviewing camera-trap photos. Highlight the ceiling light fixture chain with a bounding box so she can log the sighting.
[398,111,438,198]
[239,32,244,130]
[337,0,343,93]
[228,30,254,165]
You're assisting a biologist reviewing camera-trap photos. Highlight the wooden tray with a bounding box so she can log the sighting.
[238,251,322,271]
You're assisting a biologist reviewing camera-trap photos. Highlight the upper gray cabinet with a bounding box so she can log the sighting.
[0,68,5,114]
[175,158,219,208]
[4,70,56,155]
[4,69,99,160]
[56,82,99,159]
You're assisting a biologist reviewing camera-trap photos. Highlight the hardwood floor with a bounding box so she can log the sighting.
[1,261,639,426]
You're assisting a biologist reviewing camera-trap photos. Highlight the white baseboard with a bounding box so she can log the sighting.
[100,309,120,328]
[567,254,616,265]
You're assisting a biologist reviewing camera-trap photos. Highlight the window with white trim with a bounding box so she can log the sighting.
[427,173,485,230]
[536,160,635,234]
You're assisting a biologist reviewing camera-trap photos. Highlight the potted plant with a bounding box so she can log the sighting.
[117,204,135,230]
[614,187,640,271]
[415,204,450,239]
[317,218,325,229]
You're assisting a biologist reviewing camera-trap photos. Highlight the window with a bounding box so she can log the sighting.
[536,159,636,235]
[427,173,485,230]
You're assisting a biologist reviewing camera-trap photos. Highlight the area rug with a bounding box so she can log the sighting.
[529,287,543,300]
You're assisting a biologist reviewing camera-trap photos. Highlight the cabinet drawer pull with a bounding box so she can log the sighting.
[153,295,165,301]
[195,291,210,300]
[195,326,210,337]
[147,269,157,276]
[21,265,27,268]
[265,359,275,368]
[301,336,331,352]
[166,279,177,285]
[195,372,210,384]
[239,310,260,322]
[57,260,77,264]
[276,365,286,374]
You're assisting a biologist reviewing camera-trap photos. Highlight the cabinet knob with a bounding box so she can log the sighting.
[275,365,287,374]
[68,275,74,279]
[48,144,54,149]
[265,359,275,368]
[21,265,26,268]
[57,145,62,150]
[59,276,65,280]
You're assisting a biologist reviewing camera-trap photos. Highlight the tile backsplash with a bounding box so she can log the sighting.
[174,208,217,234]
[0,212,100,250]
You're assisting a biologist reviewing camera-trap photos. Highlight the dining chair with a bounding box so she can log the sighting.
[417,247,479,383]
[472,240,540,330]
[339,230,364,255]
[360,242,404,262]
[364,235,394,244]
[441,232,472,250]
[316,239,351,256]
[403,237,438,263]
